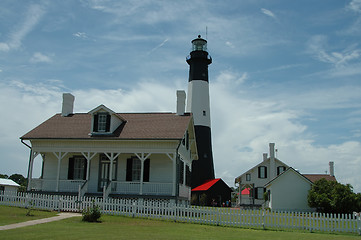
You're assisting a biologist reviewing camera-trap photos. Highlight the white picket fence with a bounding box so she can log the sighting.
[1,191,360,235]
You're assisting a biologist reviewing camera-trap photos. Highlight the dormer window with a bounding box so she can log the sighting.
[89,104,123,135]
[93,113,110,132]
[98,113,108,132]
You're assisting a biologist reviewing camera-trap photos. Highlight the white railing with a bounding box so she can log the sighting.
[111,181,140,194]
[79,181,88,197]
[111,182,172,195]
[30,179,85,193]
[143,182,172,195]
[0,191,360,235]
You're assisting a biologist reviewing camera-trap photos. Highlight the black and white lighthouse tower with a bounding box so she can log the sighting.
[186,35,215,188]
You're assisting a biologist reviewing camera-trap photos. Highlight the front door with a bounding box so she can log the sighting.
[98,154,117,192]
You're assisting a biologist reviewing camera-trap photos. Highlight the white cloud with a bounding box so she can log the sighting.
[215,71,248,85]
[261,8,277,19]
[347,0,361,13]
[30,52,52,63]
[73,32,88,39]
[307,35,361,67]
[0,4,45,52]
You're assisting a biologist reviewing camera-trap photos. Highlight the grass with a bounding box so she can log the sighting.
[0,205,58,226]
[1,206,360,240]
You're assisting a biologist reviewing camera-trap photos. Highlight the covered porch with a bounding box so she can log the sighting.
[26,148,192,199]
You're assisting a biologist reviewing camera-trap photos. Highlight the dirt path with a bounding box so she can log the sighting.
[0,212,81,231]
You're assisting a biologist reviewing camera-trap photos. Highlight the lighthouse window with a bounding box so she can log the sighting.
[203,111,206,116]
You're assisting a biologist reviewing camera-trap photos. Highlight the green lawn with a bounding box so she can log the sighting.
[1,206,359,240]
[0,205,58,225]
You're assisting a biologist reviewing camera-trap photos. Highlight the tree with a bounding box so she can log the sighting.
[0,174,9,179]
[9,174,27,187]
[308,179,360,214]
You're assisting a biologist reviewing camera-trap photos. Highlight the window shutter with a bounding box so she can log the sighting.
[83,159,87,180]
[93,114,98,132]
[126,158,132,181]
[254,188,258,199]
[143,159,150,182]
[265,167,268,178]
[258,167,261,178]
[106,114,111,132]
[68,157,74,180]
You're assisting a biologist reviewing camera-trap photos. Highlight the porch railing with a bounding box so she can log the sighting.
[30,179,85,193]
[30,179,173,196]
[111,181,172,195]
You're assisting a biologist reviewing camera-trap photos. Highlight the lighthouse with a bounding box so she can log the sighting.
[186,35,215,188]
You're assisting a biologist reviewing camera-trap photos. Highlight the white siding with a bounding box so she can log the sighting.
[267,170,314,212]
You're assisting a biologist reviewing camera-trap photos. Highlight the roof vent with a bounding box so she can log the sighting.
[61,93,75,117]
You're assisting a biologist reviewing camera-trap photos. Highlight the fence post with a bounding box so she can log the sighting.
[262,209,265,230]
[354,212,361,235]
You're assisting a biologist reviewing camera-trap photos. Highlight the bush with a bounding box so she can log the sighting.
[82,203,101,222]
[308,179,361,214]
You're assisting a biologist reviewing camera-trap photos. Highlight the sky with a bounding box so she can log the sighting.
[1,0,361,192]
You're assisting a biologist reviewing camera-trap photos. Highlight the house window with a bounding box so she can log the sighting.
[98,113,107,132]
[258,166,267,179]
[68,156,87,180]
[256,187,265,200]
[126,157,150,182]
[277,166,286,175]
[132,158,141,182]
[0,186,4,192]
[93,113,111,132]
[246,173,251,181]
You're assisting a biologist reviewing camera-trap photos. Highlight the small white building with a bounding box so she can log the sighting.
[0,178,20,193]
[235,143,289,207]
[264,163,337,212]
[264,168,314,212]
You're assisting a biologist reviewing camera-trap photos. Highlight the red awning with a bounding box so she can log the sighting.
[241,188,250,195]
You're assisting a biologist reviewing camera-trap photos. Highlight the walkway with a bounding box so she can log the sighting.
[0,212,81,231]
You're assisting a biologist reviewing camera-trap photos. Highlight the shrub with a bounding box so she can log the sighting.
[82,203,101,222]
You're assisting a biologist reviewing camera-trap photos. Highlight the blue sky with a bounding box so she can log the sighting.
[1,0,361,192]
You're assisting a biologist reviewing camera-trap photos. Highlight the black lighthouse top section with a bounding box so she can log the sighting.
[186,35,212,82]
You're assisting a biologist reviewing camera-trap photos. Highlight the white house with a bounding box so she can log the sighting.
[0,178,20,193]
[21,92,198,202]
[264,163,337,212]
[264,168,314,212]
[235,143,289,207]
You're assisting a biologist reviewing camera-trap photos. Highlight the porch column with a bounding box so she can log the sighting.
[167,153,177,196]
[81,152,97,181]
[135,153,151,195]
[53,152,68,192]
[27,150,39,191]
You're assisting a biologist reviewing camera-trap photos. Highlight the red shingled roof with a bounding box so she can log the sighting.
[21,113,192,140]
[303,174,337,183]
[192,178,221,191]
